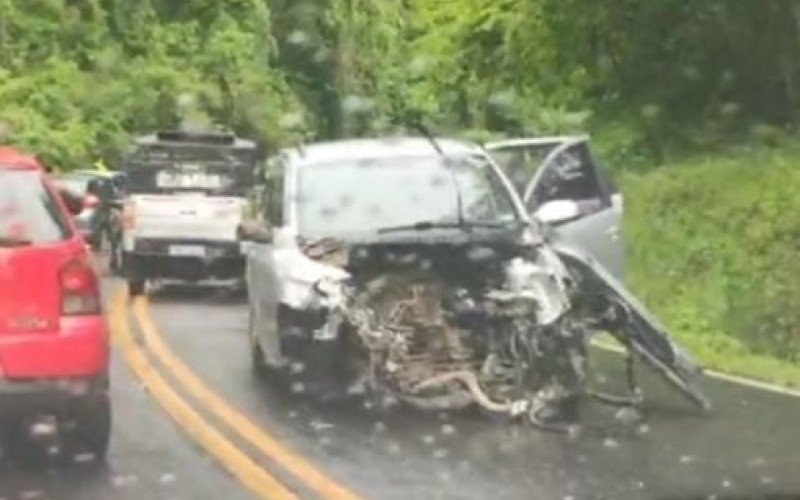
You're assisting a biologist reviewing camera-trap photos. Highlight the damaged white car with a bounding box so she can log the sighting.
[239,137,710,428]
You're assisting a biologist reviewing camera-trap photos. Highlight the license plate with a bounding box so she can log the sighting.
[169,245,205,257]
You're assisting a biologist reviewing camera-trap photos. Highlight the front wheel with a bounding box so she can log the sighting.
[249,307,268,376]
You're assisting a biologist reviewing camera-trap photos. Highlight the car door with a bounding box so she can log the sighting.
[522,140,625,281]
[245,156,286,365]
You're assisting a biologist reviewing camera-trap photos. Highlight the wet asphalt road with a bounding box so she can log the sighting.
[2,282,800,499]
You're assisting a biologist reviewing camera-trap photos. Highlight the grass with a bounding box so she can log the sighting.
[617,142,800,388]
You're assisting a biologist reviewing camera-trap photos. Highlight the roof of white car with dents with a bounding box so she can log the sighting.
[288,137,483,166]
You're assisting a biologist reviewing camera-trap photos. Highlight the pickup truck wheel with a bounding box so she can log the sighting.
[249,307,268,376]
[129,279,146,297]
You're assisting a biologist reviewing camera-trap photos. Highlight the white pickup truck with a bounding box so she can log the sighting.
[120,131,258,295]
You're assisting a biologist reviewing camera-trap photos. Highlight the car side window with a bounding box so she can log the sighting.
[527,143,610,215]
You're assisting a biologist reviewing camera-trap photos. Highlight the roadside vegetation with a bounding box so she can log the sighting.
[0,0,798,384]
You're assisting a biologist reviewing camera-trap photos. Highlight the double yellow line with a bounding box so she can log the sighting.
[108,288,359,499]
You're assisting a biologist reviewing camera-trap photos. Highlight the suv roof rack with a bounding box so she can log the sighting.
[155,130,237,145]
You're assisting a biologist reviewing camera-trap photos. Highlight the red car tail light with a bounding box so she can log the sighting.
[83,193,100,210]
[60,258,100,315]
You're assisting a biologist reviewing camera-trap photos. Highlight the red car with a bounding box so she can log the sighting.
[0,148,110,459]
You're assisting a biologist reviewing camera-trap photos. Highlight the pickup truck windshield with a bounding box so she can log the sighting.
[297,154,518,238]
[0,170,70,245]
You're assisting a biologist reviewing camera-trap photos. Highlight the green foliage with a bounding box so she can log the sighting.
[0,0,304,168]
[623,144,800,377]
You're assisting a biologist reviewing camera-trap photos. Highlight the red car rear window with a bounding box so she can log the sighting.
[0,169,71,246]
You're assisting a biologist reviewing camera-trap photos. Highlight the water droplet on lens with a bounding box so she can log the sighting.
[421,435,436,446]
[602,437,619,449]
[291,382,305,394]
[433,448,449,459]
[73,452,96,464]
[160,473,176,484]
[440,424,456,437]
[566,424,582,441]
[679,455,695,465]
[373,422,386,434]
[387,442,401,455]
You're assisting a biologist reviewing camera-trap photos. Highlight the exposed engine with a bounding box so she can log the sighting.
[308,242,593,424]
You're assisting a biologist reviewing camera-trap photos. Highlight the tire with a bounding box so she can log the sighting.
[249,307,268,376]
[129,279,146,297]
[109,238,123,276]
[65,393,112,461]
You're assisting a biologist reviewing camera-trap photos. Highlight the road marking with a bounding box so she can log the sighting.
[131,295,360,500]
[108,289,297,499]
[590,338,800,399]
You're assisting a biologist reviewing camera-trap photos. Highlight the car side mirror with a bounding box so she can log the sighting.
[534,200,581,225]
[237,220,272,244]
[59,188,84,216]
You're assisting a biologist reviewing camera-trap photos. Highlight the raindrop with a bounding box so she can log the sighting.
[287,30,310,46]
[290,361,306,375]
[160,473,176,484]
[46,445,61,457]
[421,435,436,446]
[563,496,574,500]
[721,479,732,489]
[112,474,139,488]
[20,491,42,500]
[437,412,450,421]
[602,437,619,449]
[634,481,646,490]
[288,410,298,419]
[363,400,375,411]
[636,423,650,436]
[566,424,583,441]
[440,424,456,437]
[759,476,775,485]
[291,382,306,394]
[746,456,766,468]
[319,436,332,447]
[433,448,449,459]
[310,419,335,432]
[439,471,452,482]
[614,406,643,425]
[678,455,695,465]
[73,452,96,464]
[387,442,401,455]
[373,422,386,434]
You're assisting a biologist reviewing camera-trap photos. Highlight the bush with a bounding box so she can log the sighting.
[622,144,800,370]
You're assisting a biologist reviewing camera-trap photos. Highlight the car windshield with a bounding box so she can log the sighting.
[0,170,70,245]
[297,154,518,238]
[124,144,256,196]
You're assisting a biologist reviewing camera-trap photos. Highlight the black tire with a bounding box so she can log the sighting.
[109,239,123,276]
[249,307,269,376]
[65,393,112,461]
[129,279,146,297]
[3,421,46,466]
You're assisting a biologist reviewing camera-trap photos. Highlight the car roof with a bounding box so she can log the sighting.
[135,133,256,149]
[0,147,42,171]
[484,136,589,150]
[291,137,483,165]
